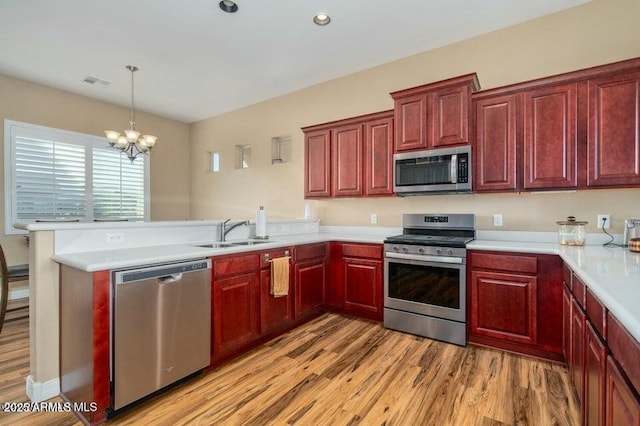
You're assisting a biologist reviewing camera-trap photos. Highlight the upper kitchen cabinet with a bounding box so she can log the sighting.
[523,83,579,189]
[588,71,640,187]
[391,73,480,152]
[304,129,331,197]
[302,110,394,198]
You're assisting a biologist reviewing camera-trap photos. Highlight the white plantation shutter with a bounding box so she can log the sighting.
[14,137,86,220]
[4,120,149,233]
[93,148,145,220]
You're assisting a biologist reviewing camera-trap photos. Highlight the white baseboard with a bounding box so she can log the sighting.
[26,375,60,402]
[9,288,29,300]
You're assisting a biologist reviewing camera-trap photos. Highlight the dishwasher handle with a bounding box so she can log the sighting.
[157,273,183,284]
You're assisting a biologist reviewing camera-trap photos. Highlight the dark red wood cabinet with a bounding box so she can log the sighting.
[586,320,608,426]
[328,242,383,321]
[468,251,563,361]
[572,296,586,408]
[588,71,640,188]
[211,253,260,360]
[303,111,394,198]
[523,83,578,189]
[259,248,294,335]
[473,94,519,192]
[304,129,331,197]
[293,243,328,320]
[392,74,479,152]
[332,122,363,196]
[606,356,640,426]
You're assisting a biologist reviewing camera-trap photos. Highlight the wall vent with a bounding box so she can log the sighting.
[82,76,110,87]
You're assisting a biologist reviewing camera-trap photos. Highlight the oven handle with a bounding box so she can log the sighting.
[385,252,463,264]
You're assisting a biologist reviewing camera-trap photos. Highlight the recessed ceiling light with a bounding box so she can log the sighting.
[219,1,238,13]
[313,13,331,26]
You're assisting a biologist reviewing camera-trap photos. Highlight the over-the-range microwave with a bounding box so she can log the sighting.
[393,145,472,195]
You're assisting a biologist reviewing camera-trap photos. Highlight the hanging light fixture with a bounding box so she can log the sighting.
[105,65,157,162]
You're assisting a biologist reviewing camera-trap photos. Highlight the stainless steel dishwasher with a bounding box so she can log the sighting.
[112,258,211,411]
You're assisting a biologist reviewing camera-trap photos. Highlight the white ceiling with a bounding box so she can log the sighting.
[0,0,589,123]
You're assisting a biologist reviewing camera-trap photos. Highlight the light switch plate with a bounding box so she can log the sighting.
[370,214,378,224]
[493,214,503,227]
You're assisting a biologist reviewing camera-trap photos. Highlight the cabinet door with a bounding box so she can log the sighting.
[343,257,382,320]
[563,285,573,365]
[260,268,293,335]
[212,272,260,358]
[470,270,537,345]
[473,95,518,192]
[588,72,640,187]
[433,84,470,147]
[304,129,331,197]
[364,116,394,195]
[572,297,586,407]
[523,84,578,189]
[394,93,429,152]
[586,321,608,426]
[294,260,326,319]
[606,356,640,426]
[332,123,363,196]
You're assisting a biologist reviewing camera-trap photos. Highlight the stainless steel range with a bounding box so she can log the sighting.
[384,213,475,346]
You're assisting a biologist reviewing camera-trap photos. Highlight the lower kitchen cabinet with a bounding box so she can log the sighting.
[211,253,260,361]
[328,242,383,321]
[606,356,640,426]
[293,243,328,320]
[572,296,586,407]
[468,251,563,361]
[586,320,608,426]
[259,248,294,335]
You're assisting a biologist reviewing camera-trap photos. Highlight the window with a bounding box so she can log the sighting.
[4,120,150,233]
[235,144,251,169]
[209,151,220,172]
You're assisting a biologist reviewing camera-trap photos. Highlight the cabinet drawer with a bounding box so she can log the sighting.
[293,243,327,263]
[562,263,572,288]
[607,313,640,394]
[259,248,291,269]
[213,253,258,278]
[573,275,586,310]
[470,252,537,274]
[341,243,382,260]
[586,288,607,340]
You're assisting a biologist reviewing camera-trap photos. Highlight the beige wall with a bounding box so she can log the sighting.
[190,0,640,234]
[0,75,191,266]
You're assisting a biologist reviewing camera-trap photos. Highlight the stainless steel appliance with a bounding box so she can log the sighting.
[112,259,211,411]
[624,218,640,247]
[393,145,472,195]
[384,213,475,346]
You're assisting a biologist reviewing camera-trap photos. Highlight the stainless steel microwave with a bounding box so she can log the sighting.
[393,145,472,195]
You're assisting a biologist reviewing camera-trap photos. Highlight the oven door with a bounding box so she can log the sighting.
[384,252,466,322]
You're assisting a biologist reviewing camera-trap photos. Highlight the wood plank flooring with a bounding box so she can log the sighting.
[0,306,580,426]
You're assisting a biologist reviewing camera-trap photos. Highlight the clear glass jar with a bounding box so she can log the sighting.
[556,216,588,246]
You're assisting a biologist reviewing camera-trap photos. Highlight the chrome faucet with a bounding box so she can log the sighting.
[220,219,250,241]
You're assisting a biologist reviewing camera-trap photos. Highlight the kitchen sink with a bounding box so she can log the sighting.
[195,240,271,249]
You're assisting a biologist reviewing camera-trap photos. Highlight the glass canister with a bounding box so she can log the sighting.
[556,216,588,246]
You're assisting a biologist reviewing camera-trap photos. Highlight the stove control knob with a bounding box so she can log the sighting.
[393,246,399,252]
[446,248,453,256]
[418,248,424,254]
[435,248,442,255]
[402,247,409,253]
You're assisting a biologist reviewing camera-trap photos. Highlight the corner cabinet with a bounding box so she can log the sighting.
[468,250,563,361]
[302,110,394,198]
[391,73,479,152]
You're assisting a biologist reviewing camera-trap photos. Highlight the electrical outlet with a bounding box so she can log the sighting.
[493,214,503,227]
[370,213,378,224]
[106,232,125,244]
[597,214,611,229]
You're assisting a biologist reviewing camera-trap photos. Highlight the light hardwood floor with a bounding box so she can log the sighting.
[0,305,580,426]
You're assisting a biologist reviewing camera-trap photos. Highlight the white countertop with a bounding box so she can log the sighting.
[50,228,640,344]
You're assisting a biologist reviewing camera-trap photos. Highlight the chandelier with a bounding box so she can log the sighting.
[105,65,157,162]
